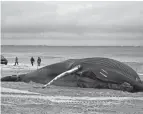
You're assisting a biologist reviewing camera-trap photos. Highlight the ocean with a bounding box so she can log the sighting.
[1,45,143,74]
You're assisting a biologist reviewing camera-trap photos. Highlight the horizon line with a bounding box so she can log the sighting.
[1,45,143,47]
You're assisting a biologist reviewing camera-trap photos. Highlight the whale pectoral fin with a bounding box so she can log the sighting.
[42,65,82,88]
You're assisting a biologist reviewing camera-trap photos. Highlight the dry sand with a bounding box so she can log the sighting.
[1,66,143,114]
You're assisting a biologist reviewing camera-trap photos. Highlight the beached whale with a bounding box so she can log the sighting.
[1,57,143,92]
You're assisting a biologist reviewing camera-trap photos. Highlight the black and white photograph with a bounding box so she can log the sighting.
[1,1,143,114]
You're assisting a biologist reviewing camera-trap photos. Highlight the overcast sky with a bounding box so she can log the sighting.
[1,1,143,46]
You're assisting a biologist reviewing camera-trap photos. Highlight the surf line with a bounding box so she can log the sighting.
[2,94,143,103]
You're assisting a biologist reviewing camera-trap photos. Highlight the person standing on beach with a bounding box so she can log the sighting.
[37,57,41,66]
[30,57,35,66]
[14,57,18,66]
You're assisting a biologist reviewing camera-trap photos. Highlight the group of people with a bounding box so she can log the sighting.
[30,57,41,66]
[14,57,41,66]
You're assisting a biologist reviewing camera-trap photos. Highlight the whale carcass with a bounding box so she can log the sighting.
[1,57,143,92]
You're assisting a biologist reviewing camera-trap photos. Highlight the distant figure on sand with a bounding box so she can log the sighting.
[14,57,18,66]
[30,57,35,66]
[37,57,41,66]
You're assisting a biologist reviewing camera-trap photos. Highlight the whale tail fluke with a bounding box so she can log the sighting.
[1,75,20,82]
